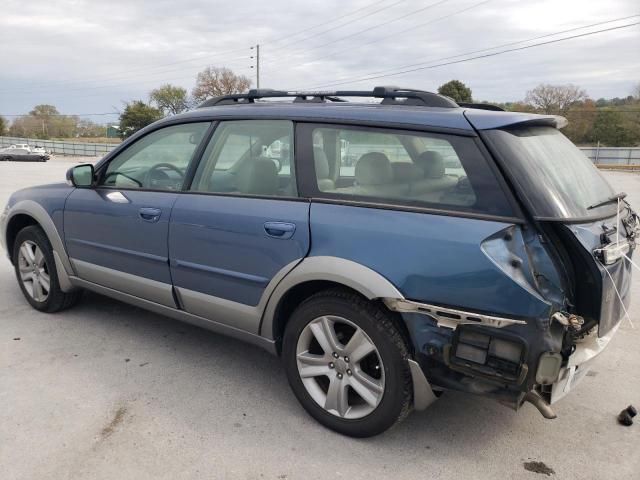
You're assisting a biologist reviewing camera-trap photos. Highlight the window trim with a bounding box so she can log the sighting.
[95,120,214,192]
[295,122,524,222]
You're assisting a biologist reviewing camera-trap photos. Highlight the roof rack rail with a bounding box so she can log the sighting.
[197,86,459,109]
[457,102,505,112]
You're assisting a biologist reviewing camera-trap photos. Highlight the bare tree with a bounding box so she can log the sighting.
[524,84,588,115]
[633,82,640,101]
[191,67,252,104]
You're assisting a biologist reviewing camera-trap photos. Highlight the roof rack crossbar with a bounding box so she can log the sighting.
[198,86,459,109]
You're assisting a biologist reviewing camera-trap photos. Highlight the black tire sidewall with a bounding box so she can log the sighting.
[283,292,410,437]
[12,226,62,312]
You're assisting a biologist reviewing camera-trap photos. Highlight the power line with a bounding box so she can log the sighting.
[276,0,495,69]
[1,56,253,95]
[0,1,402,94]
[3,47,252,93]
[2,112,120,117]
[265,0,452,66]
[304,21,640,89]
[265,0,391,44]
[301,14,640,88]
[266,0,406,52]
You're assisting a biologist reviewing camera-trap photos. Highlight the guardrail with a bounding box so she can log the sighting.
[0,136,117,156]
[581,146,640,166]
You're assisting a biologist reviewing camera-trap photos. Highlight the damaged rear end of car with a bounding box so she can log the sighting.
[459,111,637,415]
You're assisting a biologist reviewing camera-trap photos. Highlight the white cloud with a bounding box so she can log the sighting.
[0,0,638,120]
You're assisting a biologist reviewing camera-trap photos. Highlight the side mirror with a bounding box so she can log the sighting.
[66,164,95,188]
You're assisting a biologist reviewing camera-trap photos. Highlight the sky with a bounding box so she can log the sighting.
[1,0,638,123]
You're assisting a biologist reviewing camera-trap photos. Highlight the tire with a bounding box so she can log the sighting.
[12,225,81,312]
[283,289,412,437]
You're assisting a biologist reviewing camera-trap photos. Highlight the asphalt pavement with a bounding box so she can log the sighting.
[1,160,639,480]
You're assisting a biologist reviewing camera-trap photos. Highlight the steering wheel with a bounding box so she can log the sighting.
[144,163,185,187]
[103,170,143,187]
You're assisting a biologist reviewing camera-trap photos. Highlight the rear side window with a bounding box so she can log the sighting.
[190,120,295,197]
[300,124,515,218]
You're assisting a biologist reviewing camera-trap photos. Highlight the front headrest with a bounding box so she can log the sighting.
[355,152,393,186]
[391,162,423,183]
[415,151,445,179]
[314,147,330,179]
[237,157,279,195]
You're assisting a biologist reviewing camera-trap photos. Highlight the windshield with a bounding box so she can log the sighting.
[483,126,617,220]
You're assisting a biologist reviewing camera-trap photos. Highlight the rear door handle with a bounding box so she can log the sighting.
[264,222,296,239]
[139,207,162,223]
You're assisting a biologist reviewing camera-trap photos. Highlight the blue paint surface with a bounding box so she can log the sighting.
[63,188,178,283]
[309,203,551,319]
[169,194,310,306]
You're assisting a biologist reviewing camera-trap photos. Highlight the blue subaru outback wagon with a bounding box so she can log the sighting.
[2,87,637,437]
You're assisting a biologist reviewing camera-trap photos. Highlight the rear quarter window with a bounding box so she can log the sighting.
[300,124,516,219]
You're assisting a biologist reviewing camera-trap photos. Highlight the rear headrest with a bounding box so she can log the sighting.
[415,151,445,179]
[237,157,279,195]
[355,152,393,186]
[391,162,423,183]
[314,147,330,179]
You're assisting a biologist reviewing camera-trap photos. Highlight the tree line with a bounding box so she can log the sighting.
[438,80,640,147]
[1,71,638,147]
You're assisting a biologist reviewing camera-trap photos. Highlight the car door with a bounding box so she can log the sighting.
[64,122,211,307]
[169,120,310,333]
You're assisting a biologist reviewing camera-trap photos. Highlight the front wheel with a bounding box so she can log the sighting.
[13,225,81,312]
[283,289,413,437]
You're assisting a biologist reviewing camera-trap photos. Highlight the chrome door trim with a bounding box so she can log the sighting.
[71,258,176,307]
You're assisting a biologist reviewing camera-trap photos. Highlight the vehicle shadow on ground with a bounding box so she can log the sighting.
[59,290,524,448]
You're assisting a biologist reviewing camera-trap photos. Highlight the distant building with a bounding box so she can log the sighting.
[106,125,121,138]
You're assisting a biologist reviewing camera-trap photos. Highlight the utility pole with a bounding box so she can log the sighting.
[251,44,260,89]
[256,44,260,89]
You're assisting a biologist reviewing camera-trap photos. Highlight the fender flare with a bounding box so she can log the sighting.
[259,256,404,341]
[5,200,75,292]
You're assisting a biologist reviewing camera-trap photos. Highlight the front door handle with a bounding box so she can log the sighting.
[264,222,296,239]
[139,207,162,223]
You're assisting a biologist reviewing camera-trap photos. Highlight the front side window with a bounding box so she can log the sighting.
[307,125,514,217]
[101,122,210,191]
[190,120,295,197]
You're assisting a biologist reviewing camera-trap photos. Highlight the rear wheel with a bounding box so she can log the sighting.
[13,226,81,312]
[283,289,412,437]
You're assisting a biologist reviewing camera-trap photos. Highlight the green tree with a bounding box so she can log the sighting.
[590,110,635,146]
[119,101,163,138]
[191,67,251,104]
[437,80,472,103]
[150,84,189,115]
[0,116,7,136]
[29,104,59,117]
[564,99,597,145]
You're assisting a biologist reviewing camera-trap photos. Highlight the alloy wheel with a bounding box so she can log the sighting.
[296,315,385,419]
[17,240,50,302]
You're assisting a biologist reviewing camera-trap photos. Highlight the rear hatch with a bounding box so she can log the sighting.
[477,121,637,336]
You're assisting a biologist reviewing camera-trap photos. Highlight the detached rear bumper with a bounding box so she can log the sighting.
[550,320,622,404]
